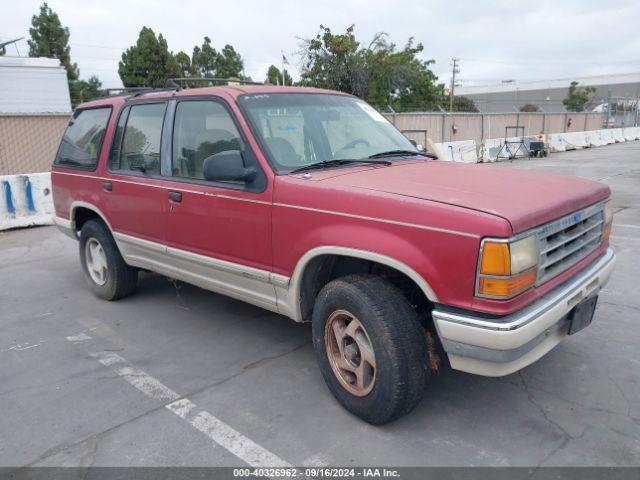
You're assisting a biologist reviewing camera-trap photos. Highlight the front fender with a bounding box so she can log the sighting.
[272,219,480,321]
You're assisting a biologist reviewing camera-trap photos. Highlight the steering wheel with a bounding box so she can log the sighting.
[340,138,370,150]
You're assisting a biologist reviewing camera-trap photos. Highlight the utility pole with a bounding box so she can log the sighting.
[449,58,460,112]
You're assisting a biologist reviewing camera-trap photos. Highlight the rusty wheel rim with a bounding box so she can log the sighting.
[324,310,377,397]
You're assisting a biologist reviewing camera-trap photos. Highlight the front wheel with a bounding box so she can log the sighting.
[312,274,429,424]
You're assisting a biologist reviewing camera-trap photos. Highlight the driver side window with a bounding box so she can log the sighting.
[172,100,243,180]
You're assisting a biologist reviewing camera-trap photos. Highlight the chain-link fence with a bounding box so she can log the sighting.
[602,96,639,128]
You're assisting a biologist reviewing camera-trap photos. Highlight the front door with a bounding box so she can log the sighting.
[162,98,276,310]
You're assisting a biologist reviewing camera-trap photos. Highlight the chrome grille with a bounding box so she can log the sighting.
[535,202,605,284]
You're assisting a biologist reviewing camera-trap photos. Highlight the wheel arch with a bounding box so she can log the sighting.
[69,201,114,235]
[284,246,439,322]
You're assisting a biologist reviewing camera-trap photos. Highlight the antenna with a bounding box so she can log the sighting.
[0,37,24,54]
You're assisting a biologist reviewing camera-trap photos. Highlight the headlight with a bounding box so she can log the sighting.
[510,236,539,274]
[477,235,539,299]
[603,200,613,240]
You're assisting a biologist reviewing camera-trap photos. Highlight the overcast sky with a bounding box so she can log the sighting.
[2,0,639,88]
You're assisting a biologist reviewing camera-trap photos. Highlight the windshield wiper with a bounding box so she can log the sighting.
[289,158,392,174]
[368,149,438,160]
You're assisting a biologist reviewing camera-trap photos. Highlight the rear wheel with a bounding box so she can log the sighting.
[79,219,138,300]
[312,274,429,424]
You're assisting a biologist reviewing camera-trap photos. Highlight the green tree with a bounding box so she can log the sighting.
[217,44,244,78]
[519,103,540,112]
[450,96,479,112]
[28,3,102,106]
[191,36,218,78]
[70,75,102,103]
[563,81,596,112]
[118,27,181,87]
[365,34,444,111]
[28,3,78,81]
[174,51,193,77]
[191,37,245,79]
[299,25,367,97]
[267,65,293,85]
[299,25,445,111]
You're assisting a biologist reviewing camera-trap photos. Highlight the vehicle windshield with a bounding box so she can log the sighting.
[238,93,417,173]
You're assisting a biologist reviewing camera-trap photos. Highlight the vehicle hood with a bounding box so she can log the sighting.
[310,161,610,233]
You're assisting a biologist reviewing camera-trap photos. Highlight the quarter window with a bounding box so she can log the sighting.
[111,103,167,175]
[54,108,111,169]
[172,101,243,180]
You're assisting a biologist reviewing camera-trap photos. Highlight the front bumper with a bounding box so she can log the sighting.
[432,248,616,376]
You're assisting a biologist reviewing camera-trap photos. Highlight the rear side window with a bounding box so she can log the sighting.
[110,102,167,175]
[54,107,111,169]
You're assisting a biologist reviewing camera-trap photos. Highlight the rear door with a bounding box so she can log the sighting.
[161,97,276,310]
[102,100,171,260]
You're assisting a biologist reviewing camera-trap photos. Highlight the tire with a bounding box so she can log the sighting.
[312,274,429,424]
[79,219,138,301]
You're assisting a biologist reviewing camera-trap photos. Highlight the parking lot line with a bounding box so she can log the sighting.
[75,344,291,468]
[92,351,180,402]
[167,398,291,468]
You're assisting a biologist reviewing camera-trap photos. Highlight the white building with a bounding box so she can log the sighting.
[0,56,71,175]
[457,72,640,113]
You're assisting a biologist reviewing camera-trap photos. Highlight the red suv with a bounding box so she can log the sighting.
[52,85,616,424]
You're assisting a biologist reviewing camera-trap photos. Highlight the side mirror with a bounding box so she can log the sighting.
[202,150,256,183]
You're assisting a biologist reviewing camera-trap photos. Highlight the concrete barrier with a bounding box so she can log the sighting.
[612,128,626,143]
[601,129,615,144]
[587,130,607,147]
[479,138,501,162]
[562,131,589,150]
[0,172,54,231]
[548,134,566,152]
[624,127,640,140]
[479,136,536,162]
[458,127,635,162]
[432,140,479,163]
[548,128,630,152]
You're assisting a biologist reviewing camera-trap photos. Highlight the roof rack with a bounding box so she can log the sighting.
[98,87,151,98]
[169,77,263,88]
[96,77,263,100]
[98,86,180,99]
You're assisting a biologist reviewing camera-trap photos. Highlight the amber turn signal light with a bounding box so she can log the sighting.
[478,269,537,298]
[480,242,510,276]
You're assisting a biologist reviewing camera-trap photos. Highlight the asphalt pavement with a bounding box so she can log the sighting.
[1,141,639,468]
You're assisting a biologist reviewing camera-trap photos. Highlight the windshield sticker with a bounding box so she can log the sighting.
[356,102,388,123]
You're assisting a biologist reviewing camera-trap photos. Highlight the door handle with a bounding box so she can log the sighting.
[102,182,112,191]
[168,191,182,202]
